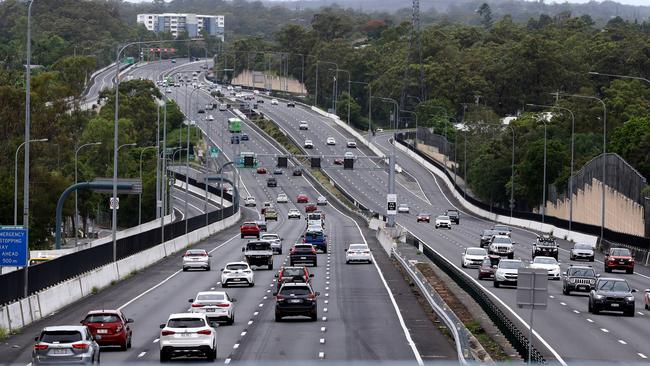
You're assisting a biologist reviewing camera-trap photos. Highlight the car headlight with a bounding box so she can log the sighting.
[594,294,605,300]
[625,296,635,302]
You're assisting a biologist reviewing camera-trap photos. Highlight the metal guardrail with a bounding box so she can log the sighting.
[392,247,471,364]
[404,230,549,364]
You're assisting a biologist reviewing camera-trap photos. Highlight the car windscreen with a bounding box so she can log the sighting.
[247,242,271,251]
[40,330,82,343]
[534,257,557,265]
[466,248,486,256]
[197,293,226,301]
[574,244,592,250]
[167,318,206,328]
[84,314,121,323]
[499,261,522,269]
[597,280,630,292]
[568,268,595,277]
[226,264,248,271]
[610,248,631,256]
[279,287,311,296]
[492,237,511,244]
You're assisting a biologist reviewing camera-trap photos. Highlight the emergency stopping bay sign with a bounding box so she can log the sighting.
[0,227,28,267]
[387,194,397,215]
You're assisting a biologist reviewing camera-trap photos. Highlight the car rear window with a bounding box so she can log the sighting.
[610,248,631,256]
[597,280,630,292]
[305,232,323,239]
[226,264,248,270]
[247,242,271,250]
[282,268,305,277]
[349,245,368,251]
[84,314,121,323]
[168,318,206,328]
[40,330,82,343]
[197,293,226,301]
[261,235,279,240]
[279,287,311,296]
[186,250,206,256]
[294,245,313,251]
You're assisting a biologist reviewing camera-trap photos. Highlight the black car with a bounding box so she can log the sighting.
[292,168,303,176]
[274,283,319,321]
[562,265,598,295]
[241,133,249,141]
[287,102,296,108]
[532,235,559,259]
[289,244,317,267]
[445,209,460,224]
[266,177,277,187]
[230,135,240,144]
[257,99,265,104]
[589,278,637,316]
[480,229,497,248]
[198,109,205,114]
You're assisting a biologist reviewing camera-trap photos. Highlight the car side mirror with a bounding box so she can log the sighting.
[274,274,278,278]
[596,274,601,277]
[159,324,166,329]
[127,318,134,323]
[209,254,213,257]
[315,292,321,296]
[631,289,637,293]
[562,272,567,276]
[492,265,497,269]
[344,249,348,252]
[241,247,245,252]
[272,292,278,296]
[80,320,85,324]
[220,268,224,272]
[231,298,237,302]
[309,273,314,277]
[35,336,39,341]
[188,299,194,303]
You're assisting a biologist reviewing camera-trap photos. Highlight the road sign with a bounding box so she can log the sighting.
[0,227,28,267]
[387,194,397,215]
[517,268,548,309]
[109,197,120,210]
[210,147,220,158]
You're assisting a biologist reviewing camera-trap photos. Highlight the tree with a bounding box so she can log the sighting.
[609,116,650,180]
[477,3,493,29]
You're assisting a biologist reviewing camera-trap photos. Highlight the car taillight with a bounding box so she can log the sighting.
[34,344,48,350]
[115,325,123,333]
[276,295,285,301]
[311,248,317,254]
[363,251,370,254]
[216,303,230,308]
[191,303,204,307]
[161,330,175,336]
[197,329,212,335]
[72,343,89,350]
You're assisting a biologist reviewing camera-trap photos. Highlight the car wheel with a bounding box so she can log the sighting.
[645,303,649,310]
[240,234,244,238]
[313,261,317,267]
[268,262,273,270]
[310,310,317,321]
[592,305,600,315]
[604,267,611,273]
[494,281,500,288]
[182,267,188,272]
[563,287,569,296]
[624,309,635,317]
[127,335,132,349]
[120,338,128,351]
[588,301,592,313]
[206,266,211,271]
[461,262,466,268]
[626,269,633,274]
[206,347,217,361]
[160,350,169,363]
[289,261,294,266]
[346,260,349,264]
[508,254,514,259]
[222,283,228,288]
[589,256,595,262]
[275,312,283,322]
[228,314,235,325]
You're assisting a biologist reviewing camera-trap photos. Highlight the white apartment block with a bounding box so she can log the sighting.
[137,13,224,40]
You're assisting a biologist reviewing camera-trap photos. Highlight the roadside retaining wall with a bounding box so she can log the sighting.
[0,210,240,332]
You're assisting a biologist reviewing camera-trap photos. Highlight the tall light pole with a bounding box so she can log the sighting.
[372,96,399,227]
[406,95,422,144]
[400,109,418,138]
[74,141,101,245]
[557,93,607,246]
[315,60,338,109]
[588,71,650,84]
[527,103,576,231]
[138,146,157,225]
[330,68,350,124]
[14,138,47,226]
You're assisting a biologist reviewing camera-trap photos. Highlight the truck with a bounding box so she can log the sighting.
[242,241,274,270]
[228,118,242,133]
[306,212,325,228]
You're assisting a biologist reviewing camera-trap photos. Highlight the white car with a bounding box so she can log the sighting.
[530,256,561,280]
[435,215,452,229]
[207,115,214,121]
[326,137,336,145]
[288,209,301,219]
[182,249,211,271]
[304,139,314,149]
[244,196,256,207]
[397,204,410,213]
[347,140,357,148]
[219,104,227,111]
[276,193,288,203]
[493,259,523,288]
[344,152,355,159]
[376,128,384,132]
[188,291,236,325]
[165,88,172,93]
[271,99,279,105]
[317,196,327,206]
[299,122,309,130]
[345,243,372,264]
[159,313,217,362]
[461,247,488,268]
[261,233,283,254]
[220,262,254,287]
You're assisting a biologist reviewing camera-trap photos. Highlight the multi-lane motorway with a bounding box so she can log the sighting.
[0,60,455,365]
[252,87,650,363]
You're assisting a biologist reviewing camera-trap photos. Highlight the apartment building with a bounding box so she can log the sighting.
[137,13,225,40]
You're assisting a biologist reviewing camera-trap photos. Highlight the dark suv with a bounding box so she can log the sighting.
[532,235,559,259]
[445,209,460,224]
[562,265,598,295]
[289,244,317,267]
[275,266,313,291]
[479,230,496,248]
[588,278,637,317]
[266,177,277,187]
[274,283,319,321]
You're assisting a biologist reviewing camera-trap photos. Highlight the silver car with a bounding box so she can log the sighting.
[32,325,100,365]
[182,249,212,271]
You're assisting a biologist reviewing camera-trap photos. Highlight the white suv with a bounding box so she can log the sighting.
[299,121,309,130]
[159,313,217,362]
[189,291,236,325]
[276,193,288,203]
[261,233,283,254]
[244,196,256,207]
[220,262,254,287]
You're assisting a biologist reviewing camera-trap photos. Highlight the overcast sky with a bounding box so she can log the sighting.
[123,0,650,5]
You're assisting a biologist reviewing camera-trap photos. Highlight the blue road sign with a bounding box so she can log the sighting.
[0,227,28,267]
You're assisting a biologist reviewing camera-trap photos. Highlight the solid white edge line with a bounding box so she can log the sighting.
[118,232,240,310]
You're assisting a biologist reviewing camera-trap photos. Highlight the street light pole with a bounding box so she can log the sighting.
[372,96,399,227]
[406,95,422,145]
[588,71,650,84]
[14,138,48,226]
[139,146,157,225]
[332,69,351,124]
[74,142,101,245]
[315,60,338,109]
[557,93,607,246]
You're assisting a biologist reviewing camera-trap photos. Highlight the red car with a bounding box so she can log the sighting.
[256,167,267,174]
[297,194,309,203]
[416,213,430,223]
[81,310,133,350]
[240,222,260,239]
[305,204,318,213]
[333,158,343,165]
[275,266,313,290]
[477,255,501,280]
[604,247,634,273]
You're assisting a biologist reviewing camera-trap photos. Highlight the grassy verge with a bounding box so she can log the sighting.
[0,327,9,341]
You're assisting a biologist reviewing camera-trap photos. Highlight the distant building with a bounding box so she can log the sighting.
[137,13,224,41]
